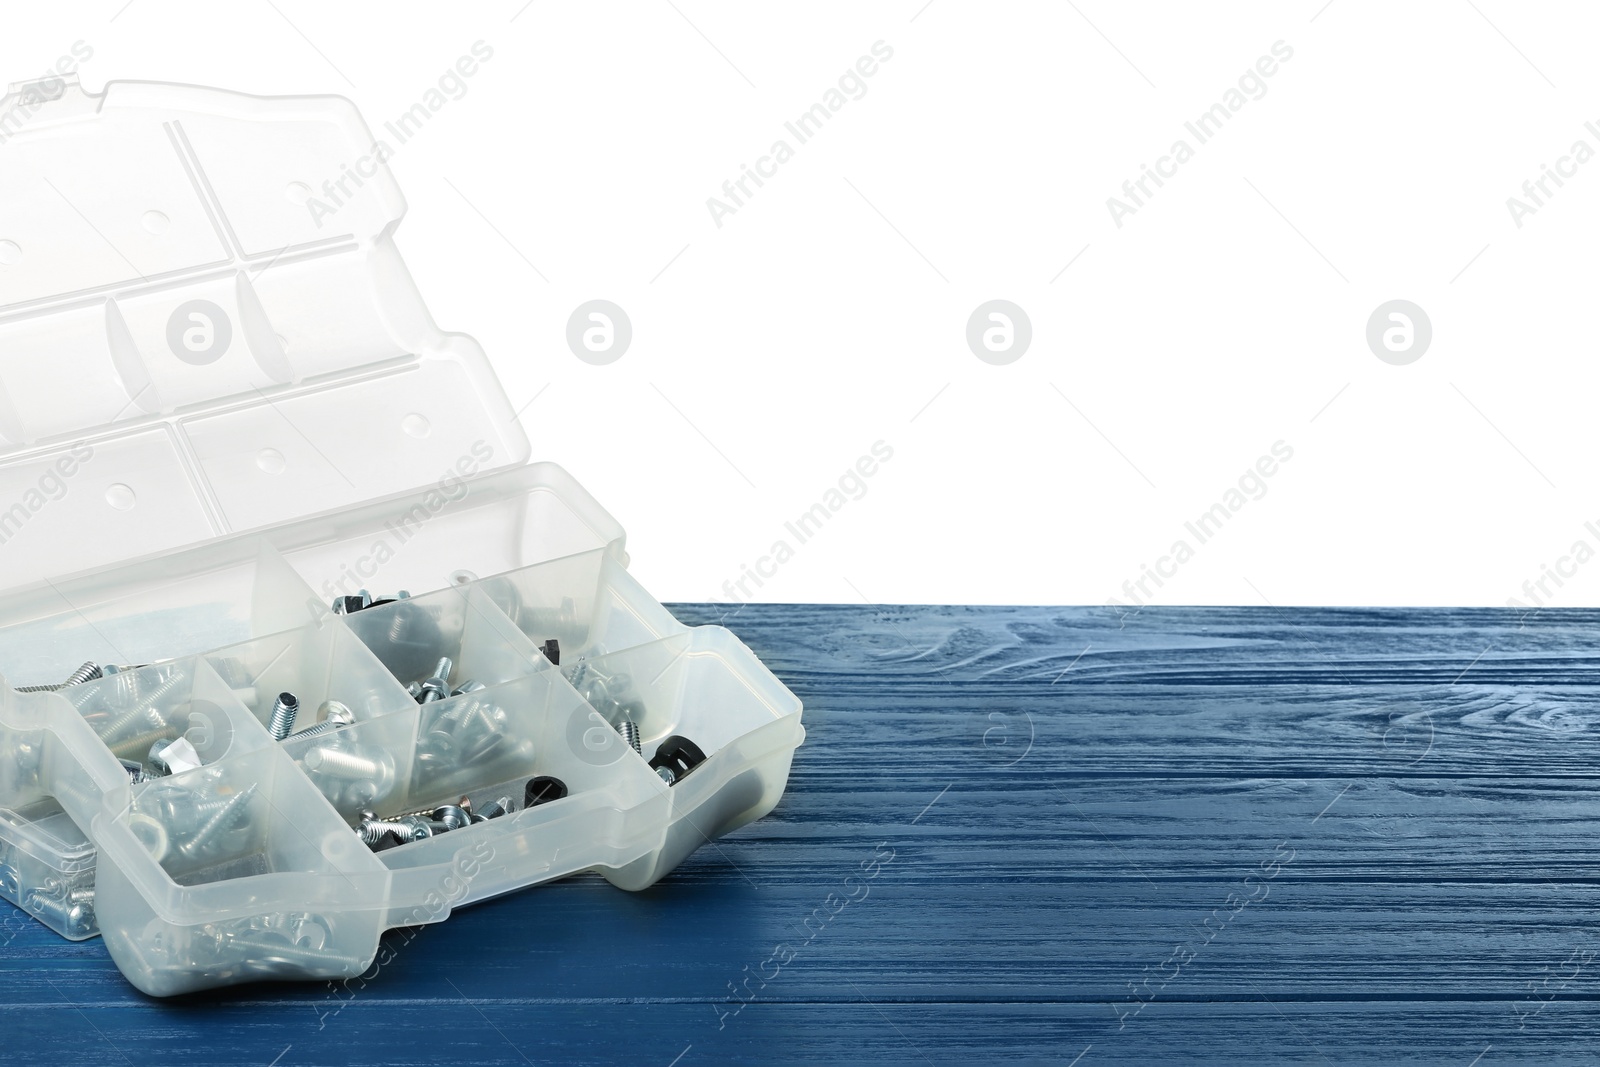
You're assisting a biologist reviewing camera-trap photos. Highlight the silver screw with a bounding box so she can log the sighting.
[356,810,428,847]
[15,661,103,693]
[119,758,148,785]
[616,719,641,756]
[23,889,94,938]
[304,745,387,781]
[289,700,356,741]
[656,765,677,786]
[432,805,470,831]
[268,693,300,741]
[176,785,257,861]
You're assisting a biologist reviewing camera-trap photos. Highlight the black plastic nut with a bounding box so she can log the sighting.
[540,639,561,666]
[524,776,568,808]
[648,735,708,782]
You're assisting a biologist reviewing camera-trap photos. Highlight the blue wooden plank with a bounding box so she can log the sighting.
[3,605,1600,1065]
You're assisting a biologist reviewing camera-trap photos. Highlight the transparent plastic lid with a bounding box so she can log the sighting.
[0,75,530,591]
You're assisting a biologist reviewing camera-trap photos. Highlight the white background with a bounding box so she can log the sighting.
[8,1,1597,608]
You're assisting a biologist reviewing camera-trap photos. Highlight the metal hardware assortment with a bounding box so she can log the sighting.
[1,596,719,949]
[130,774,258,866]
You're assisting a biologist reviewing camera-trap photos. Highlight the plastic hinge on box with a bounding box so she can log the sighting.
[0,77,804,995]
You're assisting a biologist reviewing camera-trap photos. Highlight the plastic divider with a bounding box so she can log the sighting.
[0,538,322,688]
[203,619,416,738]
[343,584,553,694]
[478,547,687,661]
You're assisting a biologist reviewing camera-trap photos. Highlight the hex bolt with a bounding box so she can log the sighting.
[418,657,454,703]
[268,692,300,742]
[176,785,257,860]
[616,719,642,756]
[289,700,355,741]
[406,681,424,702]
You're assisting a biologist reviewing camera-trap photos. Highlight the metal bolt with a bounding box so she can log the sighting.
[303,745,386,781]
[432,805,470,831]
[218,932,365,971]
[289,700,356,741]
[451,680,487,697]
[119,758,148,785]
[268,692,300,742]
[99,702,169,747]
[418,657,454,703]
[108,725,179,762]
[23,889,93,938]
[656,765,677,786]
[356,810,428,848]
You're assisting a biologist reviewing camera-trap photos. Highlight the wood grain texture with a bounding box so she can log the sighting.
[5,605,1600,1065]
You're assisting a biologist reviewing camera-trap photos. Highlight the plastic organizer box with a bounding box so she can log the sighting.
[0,77,803,996]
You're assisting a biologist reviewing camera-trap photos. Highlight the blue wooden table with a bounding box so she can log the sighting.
[5,605,1599,1065]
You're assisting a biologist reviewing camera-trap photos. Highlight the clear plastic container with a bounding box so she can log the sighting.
[0,76,804,994]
